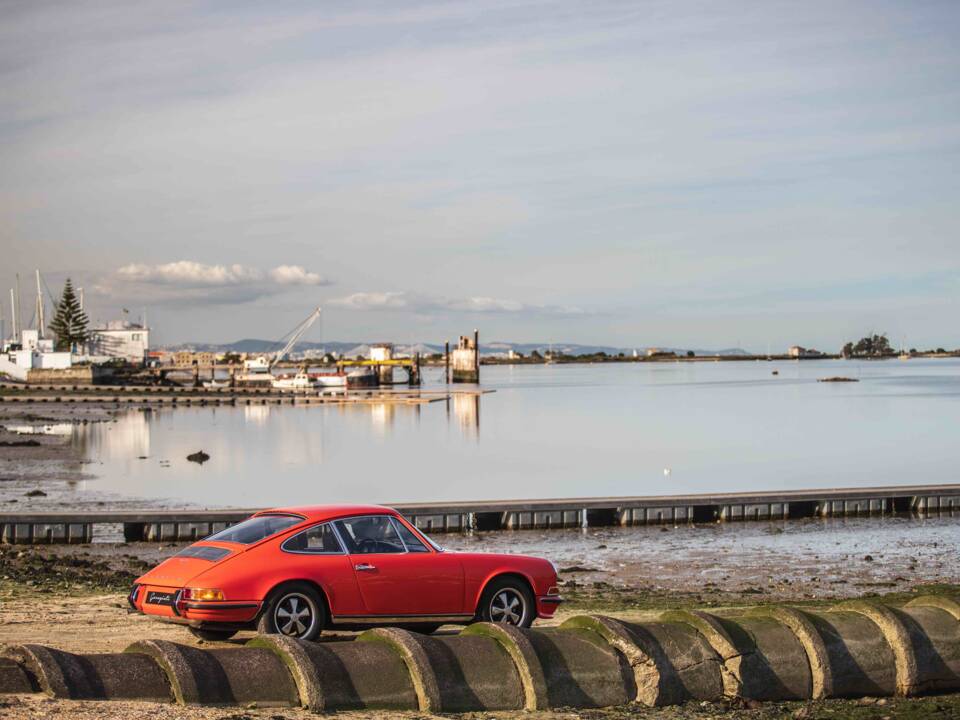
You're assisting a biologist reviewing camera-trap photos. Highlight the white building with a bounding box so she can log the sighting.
[86,322,150,364]
[0,329,72,381]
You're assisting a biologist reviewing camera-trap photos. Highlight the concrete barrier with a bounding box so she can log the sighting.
[125,639,298,706]
[0,594,957,711]
[3,644,169,701]
[0,658,33,694]
[249,633,418,711]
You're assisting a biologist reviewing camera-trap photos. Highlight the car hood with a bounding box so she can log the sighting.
[135,543,239,588]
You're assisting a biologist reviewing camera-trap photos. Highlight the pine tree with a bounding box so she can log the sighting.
[48,278,89,352]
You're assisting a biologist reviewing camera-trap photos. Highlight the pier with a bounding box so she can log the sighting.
[1,483,958,544]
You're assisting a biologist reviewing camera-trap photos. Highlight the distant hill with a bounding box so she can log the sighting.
[160,339,750,358]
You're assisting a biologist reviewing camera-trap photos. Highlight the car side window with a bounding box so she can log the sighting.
[391,518,429,553]
[335,516,405,554]
[281,522,343,554]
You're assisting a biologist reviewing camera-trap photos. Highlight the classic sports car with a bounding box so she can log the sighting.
[130,504,562,641]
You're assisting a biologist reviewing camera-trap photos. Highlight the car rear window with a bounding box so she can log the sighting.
[176,545,232,562]
[204,514,302,545]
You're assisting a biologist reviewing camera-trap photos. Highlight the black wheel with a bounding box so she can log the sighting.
[188,626,237,642]
[478,577,535,628]
[257,582,326,641]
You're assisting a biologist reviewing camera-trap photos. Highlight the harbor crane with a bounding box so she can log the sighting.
[243,306,322,373]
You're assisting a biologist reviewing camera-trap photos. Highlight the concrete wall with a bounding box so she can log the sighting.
[26,366,98,384]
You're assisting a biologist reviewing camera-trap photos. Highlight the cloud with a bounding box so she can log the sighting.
[98,261,329,305]
[117,261,262,286]
[330,291,582,316]
[268,265,328,285]
[330,292,410,310]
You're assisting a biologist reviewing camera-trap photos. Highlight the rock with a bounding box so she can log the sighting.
[186,450,210,465]
[24,489,47,497]
[864,554,874,562]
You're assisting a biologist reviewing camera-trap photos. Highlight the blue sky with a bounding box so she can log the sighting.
[1,1,958,349]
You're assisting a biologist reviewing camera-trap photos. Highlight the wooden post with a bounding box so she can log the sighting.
[445,341,450,384]
[473,329,479,378]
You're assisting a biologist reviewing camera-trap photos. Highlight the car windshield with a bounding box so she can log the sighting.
[205,514,302,544]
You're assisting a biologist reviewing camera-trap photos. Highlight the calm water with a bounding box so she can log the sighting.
[69,358,959,508]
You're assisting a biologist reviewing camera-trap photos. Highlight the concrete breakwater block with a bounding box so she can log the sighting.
[661,610,812,701]
[464,623,632,709]
[125,639,298,707]
[3,644,170,701]
[249,634,418,711]
[562,615,724,706]
[0,657,34,694]
[359,626,526,712]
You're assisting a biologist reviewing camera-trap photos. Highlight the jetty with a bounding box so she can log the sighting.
[1,483,958,544]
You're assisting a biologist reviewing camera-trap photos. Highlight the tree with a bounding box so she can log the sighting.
[843,333,892,357]
[48,278,89,352]
[686,350,695,358]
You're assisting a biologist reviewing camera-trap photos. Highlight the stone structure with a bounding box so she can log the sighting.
[450,331,479,383]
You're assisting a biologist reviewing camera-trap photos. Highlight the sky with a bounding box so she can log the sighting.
[1,1,958,351]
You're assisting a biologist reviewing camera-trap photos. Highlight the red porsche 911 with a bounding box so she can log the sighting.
[130,505,562,641]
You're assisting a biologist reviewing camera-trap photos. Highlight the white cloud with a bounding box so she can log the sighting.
[330,292,409,310]
[100,260,329,305]
[117,261,262,286]
[269,265,328,286]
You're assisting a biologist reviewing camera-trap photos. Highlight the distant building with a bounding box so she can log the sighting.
[172,350,216,367]
[788,346,825,359]
[86,321,150,364]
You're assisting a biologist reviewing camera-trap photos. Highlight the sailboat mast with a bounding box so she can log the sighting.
[9,288,15,343]
[14,274,22,344]
[35,270,44,338]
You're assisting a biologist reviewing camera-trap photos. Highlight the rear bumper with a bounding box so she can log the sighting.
[130,584,261,625]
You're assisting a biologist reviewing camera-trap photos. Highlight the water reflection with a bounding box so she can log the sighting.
[450,393,480,439]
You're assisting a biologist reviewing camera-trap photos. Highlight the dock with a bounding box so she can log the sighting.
[0,382,485,407]
[1,483,958,544]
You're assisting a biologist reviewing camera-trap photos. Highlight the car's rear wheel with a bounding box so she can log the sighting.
[257,582,326,641]
[478,577,535,628]
[188,626,238,642]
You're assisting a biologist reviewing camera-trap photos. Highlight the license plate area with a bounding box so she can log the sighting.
[146,590,178,607]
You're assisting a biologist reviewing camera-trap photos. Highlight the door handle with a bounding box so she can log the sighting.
[354,563,376,571]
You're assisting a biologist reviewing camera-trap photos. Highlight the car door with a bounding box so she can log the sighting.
[334,515,465,617]
[278,521,365,616]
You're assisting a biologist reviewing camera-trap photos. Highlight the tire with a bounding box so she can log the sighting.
[187,626,237,642]
[257,582,326,641]
[477,577,535,628]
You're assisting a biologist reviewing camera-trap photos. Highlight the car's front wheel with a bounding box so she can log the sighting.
[478,577,535,628]
[257,582,326,641]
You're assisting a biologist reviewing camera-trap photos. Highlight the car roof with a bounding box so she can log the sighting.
[254,504,399,523]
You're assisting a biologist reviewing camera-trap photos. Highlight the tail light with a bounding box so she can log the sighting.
[181,588,226,602]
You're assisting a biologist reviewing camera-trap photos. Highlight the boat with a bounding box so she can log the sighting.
[272,371,317,390]
[202,379,230,389]
[346,367,377,387]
